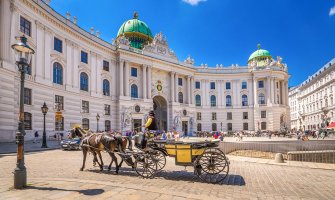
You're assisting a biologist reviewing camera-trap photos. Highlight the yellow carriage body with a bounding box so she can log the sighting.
[164,143,206,166]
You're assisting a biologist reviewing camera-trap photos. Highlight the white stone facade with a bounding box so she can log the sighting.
[289,58,335,131]
[0,0,290,142]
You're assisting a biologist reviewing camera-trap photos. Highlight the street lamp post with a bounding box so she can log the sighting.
[12,35,35,189]
[41,102,48,148]
[96,113,100,132]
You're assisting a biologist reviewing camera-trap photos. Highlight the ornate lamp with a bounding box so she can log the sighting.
[11,35,35,189]
[96,113,100,132]
[41,102,48,148]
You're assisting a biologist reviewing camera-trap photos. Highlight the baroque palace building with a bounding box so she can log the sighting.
[289,58,335,131]
[0,0,290,141]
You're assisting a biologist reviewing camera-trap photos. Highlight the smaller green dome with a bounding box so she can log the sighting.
[248,44,272,62]
[116,12,153,49]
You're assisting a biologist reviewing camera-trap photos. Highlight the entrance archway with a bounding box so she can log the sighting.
[153,96,167,131]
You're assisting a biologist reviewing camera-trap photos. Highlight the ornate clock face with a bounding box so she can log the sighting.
[157,81,162,91]
[157,85,162,91]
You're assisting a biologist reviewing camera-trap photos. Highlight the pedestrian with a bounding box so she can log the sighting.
[33,130,39,143]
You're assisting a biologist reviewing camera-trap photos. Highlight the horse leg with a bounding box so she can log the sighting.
[80,148,87,171]
[108,152,114,171]
[97,151,104,168]
[93,151,103,171]
[111,153,119,174]
[118,158,124,169]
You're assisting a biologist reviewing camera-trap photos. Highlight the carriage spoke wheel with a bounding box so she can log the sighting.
[194,148,229,184]
[150,150,166,171]
[134,153,157,178]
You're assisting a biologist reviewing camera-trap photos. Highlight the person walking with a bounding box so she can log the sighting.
[33,130,39,143]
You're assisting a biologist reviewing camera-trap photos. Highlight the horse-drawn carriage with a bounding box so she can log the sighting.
[129,133,230,184]
[71,127,230,184]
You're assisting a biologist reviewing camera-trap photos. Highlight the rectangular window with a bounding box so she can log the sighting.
[105,120,111,131]
[226,82,231,90]
[55,117,64,131]
[131,67,137,77]
[242,81,247,89]
[178,78,183,86]
[82,100,89,113]
[227,123,232,131]
[258,80,264,88]
[243,112,248,119]
[81,51,88,64]
[227,112,232,120]
[55,95,64,110]
[212,112,217,120]
[24,88,32,105]
[103,60,109,71]
[243,123,248,130]
[54,37,63,53]
[197,112,202,120]
[20,16,31,36]
[82,118,89,130]
[261,111,266,118]
[195,81,201,89]
[212,123,217,131]
[24,112,32,130]
[104,104,111,115]
[261,122,267,130]
[197,123,202,131]
[210,82,216,90]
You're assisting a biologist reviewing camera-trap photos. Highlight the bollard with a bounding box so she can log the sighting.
[274,153,284,163]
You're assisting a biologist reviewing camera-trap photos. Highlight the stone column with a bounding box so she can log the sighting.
[270,77,274,104]
[253,78,258,106]
[44,27,52,80]
[65,39,73,87]
[280,81,284,105]
[175,73,179,102]
[190,77,194,104]
[274,79,278,104]
[73,43,79,88]
[266,76,271,104]
[119,60,124,96]
[90,52,97,93]
[170,72,175,102]
[218,80,222,106]
[142,65,147,99]
[0,0,11,62]
[147,66,152,99]
[96,55,102,94]
[35,21,45,79]
[125,61,130,97]
[284,81,288,105]
[205,80,209,106]
[201,79,206,106]
[187,76,191,104]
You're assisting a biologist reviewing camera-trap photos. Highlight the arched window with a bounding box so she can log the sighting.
[197,123,202,131]
[53,62,63,85]
[226,95,232,106]
[210,95,216,107]
[195,95,201,106]
[102,79,110,96]
[178,92,183,103]
[80,72,89,91]
[131,84,138,98]
[24,112,32,130]
[258,93,265,104]
[242,94,248,106]
[82,118,89,130]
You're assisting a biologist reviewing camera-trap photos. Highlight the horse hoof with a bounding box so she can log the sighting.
[108,167,111,171]
[80,168,84,171]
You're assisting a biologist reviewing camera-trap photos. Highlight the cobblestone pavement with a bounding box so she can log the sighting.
[0,140,61,154]
[0,150,334,200]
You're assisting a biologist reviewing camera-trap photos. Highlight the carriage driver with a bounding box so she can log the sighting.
[144,111,158,132]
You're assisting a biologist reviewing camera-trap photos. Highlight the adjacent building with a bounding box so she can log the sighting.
[289,58,335,131]
[0,0,290,141]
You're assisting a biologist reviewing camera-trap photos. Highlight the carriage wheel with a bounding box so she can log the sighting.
[134,153,157,178]
[194,148,229,184]
[150,150,166,171]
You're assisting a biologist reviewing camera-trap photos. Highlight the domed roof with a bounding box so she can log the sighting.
[116,12,153,49]
[248,44,272,63]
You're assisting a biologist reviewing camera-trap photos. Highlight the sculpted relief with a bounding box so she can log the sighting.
[143,32,178,60]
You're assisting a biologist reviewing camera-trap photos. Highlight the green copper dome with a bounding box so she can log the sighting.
[116,12,153,49]
[247,44,272,65]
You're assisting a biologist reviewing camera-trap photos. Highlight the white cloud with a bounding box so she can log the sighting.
[182,0,207,6]
[330,6,335,16]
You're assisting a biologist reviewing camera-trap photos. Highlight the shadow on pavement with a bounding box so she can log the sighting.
[87,167,245,186]
[25,185,104,196]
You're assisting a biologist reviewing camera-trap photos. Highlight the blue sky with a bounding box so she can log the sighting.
[49,0,335,87]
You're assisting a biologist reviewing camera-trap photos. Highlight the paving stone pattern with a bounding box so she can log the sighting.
[0,150,334,200]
